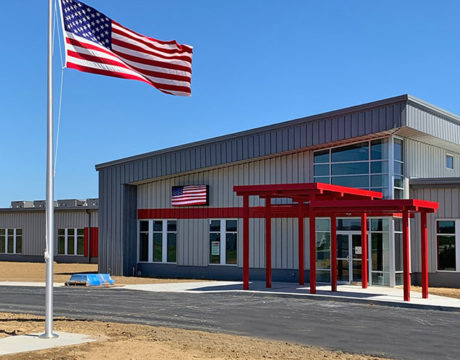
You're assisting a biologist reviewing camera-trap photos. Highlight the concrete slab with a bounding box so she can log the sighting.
[118,281,460,311]
[0,331,95,356]
[0,282,65,287]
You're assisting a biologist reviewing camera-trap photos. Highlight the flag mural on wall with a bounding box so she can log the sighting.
[172,185,208,206]
[60,0,193,96]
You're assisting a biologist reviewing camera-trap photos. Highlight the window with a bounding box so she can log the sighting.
[315,218,331,282]
[313,138,389,197]
[393,138,404,199]
[446,155,454,170]
[209,219,238,265]
[369,218,391,286]
[138,220,177,263]
[57,228,84,255]
[437,220,457,271]
[0,228,22,254]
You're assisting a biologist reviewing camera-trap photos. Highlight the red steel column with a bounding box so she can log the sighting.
[298,202,305,285]
[331,214,337,292]
[265,197,272,288]
[403,209,410,301]
[309,210,316,294]
[361,213,368,289]
[421,211,429,299]
[243,195,250,290]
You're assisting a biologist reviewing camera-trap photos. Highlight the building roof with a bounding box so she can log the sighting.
[410,177,460,187]
[95,94,460,171]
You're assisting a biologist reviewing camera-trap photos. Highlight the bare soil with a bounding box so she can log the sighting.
[0,313,392,360]
[0,262,201,285]
[411,286,460,299]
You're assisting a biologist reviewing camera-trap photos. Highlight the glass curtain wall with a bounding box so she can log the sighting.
[314,139,389,198]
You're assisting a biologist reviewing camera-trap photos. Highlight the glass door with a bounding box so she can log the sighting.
[336,233,362,284]
[337,234,349,283]
[351,234,362,284]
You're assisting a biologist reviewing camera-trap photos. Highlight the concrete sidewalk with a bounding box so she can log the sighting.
[0,332,95,356]
[118,281,460,311]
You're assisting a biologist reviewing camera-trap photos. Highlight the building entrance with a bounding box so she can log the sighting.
[337,232,362,284]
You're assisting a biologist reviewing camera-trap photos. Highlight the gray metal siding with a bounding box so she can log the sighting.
[137,151,312,209]
[406,103,460,146]
[410,186,460,273]
[0,209,97,257]
[136,151,314,270]
[406,138,460,179]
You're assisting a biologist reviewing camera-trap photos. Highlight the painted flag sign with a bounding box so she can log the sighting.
[172,185,208,206]
[59,0,193,96]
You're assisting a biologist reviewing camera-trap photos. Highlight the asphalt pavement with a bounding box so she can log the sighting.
[0,286,459,360]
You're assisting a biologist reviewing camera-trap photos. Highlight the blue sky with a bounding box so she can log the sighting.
[0,1,459,207]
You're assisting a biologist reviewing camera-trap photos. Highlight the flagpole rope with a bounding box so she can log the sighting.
[53,0,65,175]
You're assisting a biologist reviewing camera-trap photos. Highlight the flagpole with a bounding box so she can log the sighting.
[42,0,57,339]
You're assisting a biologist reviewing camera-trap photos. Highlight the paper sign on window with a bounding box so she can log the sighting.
[211,241,220,256]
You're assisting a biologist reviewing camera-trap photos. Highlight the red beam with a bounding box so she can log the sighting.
[298,202,305,285]
[403,210,410,301]
[234,182,383,200]
[138,207,419,220]
[361,213,368,289]
[265,197,272,288]
[243,195,250,290]
[421,211,429,299]
[309,211,316,294]
[331,214,337,292]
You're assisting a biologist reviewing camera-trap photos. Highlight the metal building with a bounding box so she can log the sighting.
[0,199,99,263]
[95,95,460,287]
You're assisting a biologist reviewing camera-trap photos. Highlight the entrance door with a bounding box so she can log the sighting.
[337,232,362,284]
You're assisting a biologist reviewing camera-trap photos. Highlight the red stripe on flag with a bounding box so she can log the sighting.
[112,26,192,58]
[67,50,191,83]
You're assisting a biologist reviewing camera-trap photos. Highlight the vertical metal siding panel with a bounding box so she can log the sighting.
[225,141,231,163]
[306,121,313,147]
[242,136,249,160]
[300,124,307,148]
[311,121,319,145]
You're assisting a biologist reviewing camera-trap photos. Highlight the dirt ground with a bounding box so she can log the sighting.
[411,286,460,299]
[0,262,201,285]
[0,313,392,360]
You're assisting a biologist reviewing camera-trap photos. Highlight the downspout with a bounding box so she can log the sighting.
[86,209,91,264]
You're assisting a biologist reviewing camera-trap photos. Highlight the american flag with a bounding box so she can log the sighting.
[172,185,208,206]
[60,0,193,96]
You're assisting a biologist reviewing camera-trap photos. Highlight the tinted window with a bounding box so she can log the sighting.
[331,175,369,188]
[331,142,369,162]
[437,221,455,234]
[371,139,386,160]
[314,164,329,176]
[331,162,368,176]
[314,150,329,163]
[438,235,455,271]
[394,139,403,161]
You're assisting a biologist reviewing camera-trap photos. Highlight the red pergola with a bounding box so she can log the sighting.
[234,183,438,301]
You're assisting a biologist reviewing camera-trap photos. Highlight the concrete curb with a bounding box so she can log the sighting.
[203,289,460,312]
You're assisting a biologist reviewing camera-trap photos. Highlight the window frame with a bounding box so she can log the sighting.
[57,228,85,256]
[446,154,454,170]
[436,219,460,272]
[137,219,177,264]
[0,228,22,254]
[209,219,238,266]
[313,137,390,197]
